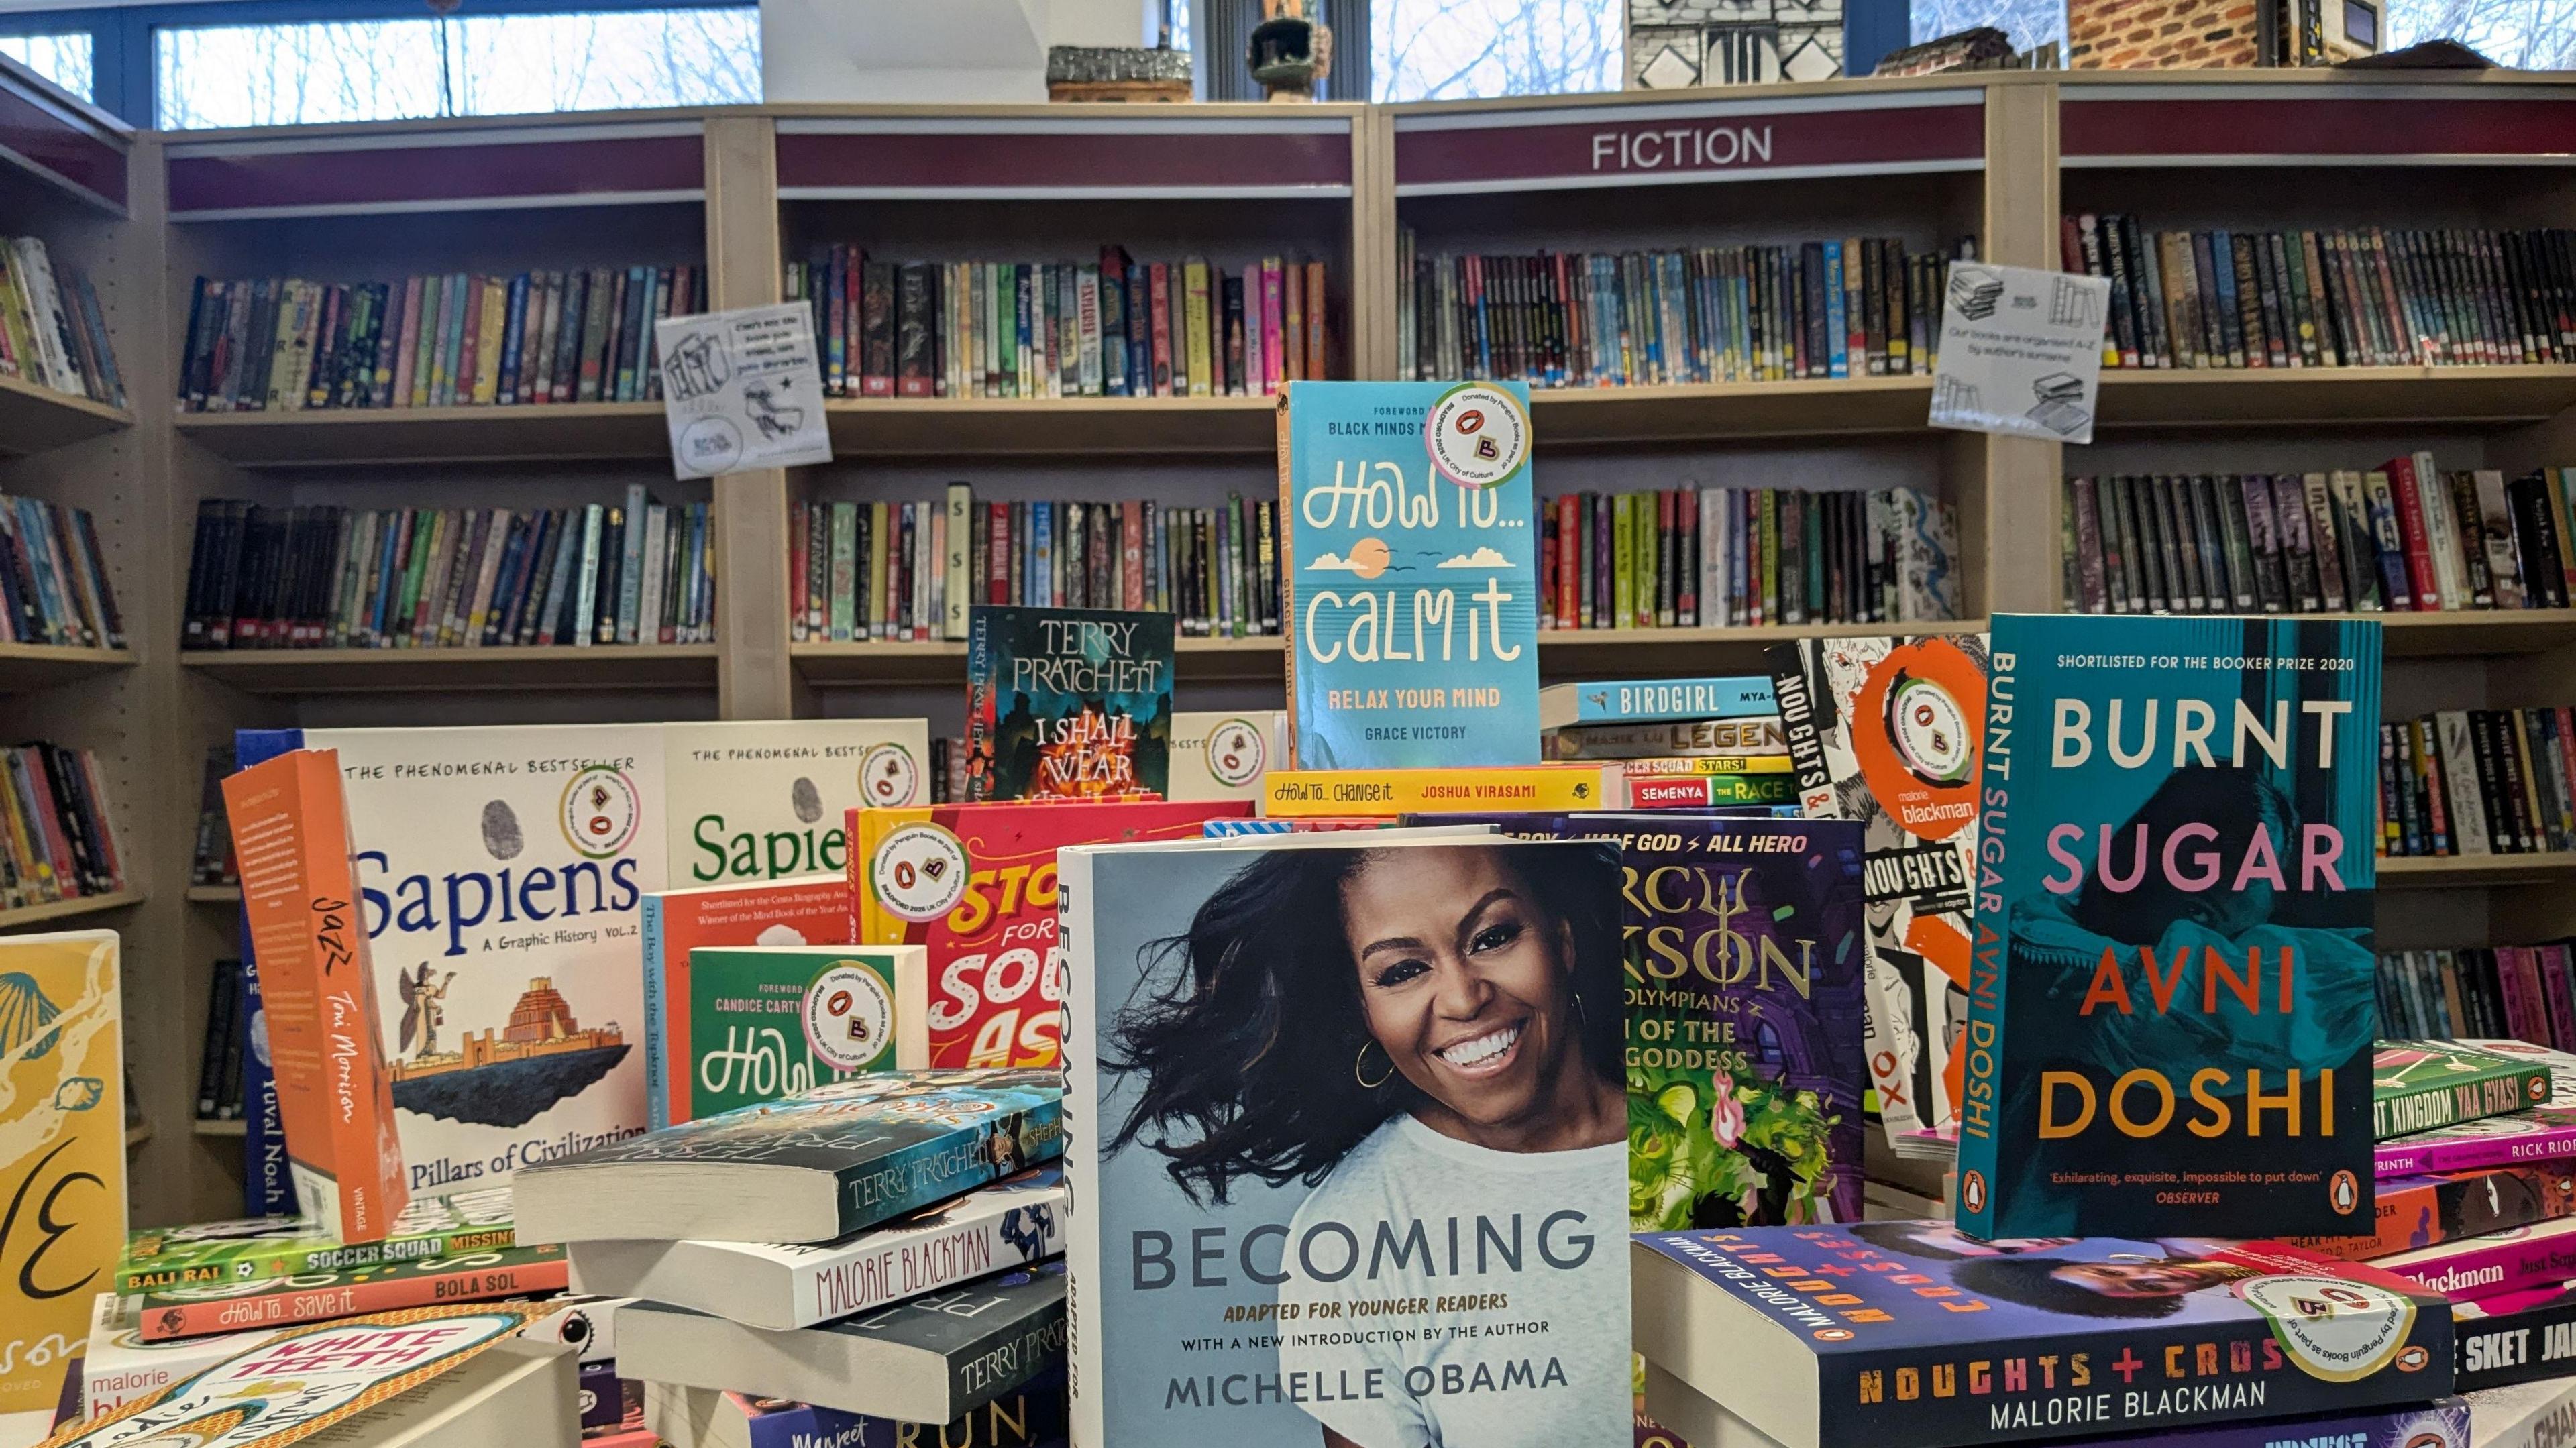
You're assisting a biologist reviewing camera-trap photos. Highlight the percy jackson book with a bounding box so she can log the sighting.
[1633,1225,2455,1448]
[1279,381,1542,771]
[1061,834,1632,1448]
[1956,614,2380,1239]
[966,604,1174,801]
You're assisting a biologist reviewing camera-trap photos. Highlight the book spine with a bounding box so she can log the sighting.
[2381,1225,2576,1302]
[2375,1062,2552,1137]
[136,1251,568,1341]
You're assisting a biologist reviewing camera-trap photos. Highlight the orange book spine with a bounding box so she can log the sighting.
[137,1251,568,1341]
[223,749,408,1243]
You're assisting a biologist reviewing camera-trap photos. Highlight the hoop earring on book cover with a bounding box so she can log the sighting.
[1356,1038,1394,1089]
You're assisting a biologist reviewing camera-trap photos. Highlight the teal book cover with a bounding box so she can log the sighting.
[1279,381,1540,769]
[1957,614,2379,1239]
[965,604,1174,801]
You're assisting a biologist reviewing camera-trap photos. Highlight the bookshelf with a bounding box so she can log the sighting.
[73,68,2576,1219]
[0,370,130,453]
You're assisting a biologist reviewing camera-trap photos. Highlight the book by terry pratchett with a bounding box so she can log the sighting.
[1279,381,1540,769]
[966,604,1174,801]
[1956,614,2380,1239]
[1061,834,1631,1448]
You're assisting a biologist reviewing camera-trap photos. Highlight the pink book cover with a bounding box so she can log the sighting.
[2376,1214,2576,1301]
[1260,260,1284,394]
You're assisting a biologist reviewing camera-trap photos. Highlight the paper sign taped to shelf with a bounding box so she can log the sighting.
[1929,260,2109,445]
[656,302,833,478]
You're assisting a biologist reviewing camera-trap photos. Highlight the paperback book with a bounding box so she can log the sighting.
[133,1241,570,1341]
[2456,1287,2576,1391]
[1279,380,1541,770]
[2377,1040,2555,1139]
[1540,677,1776,731]
[2375,1215,2576,1302]
[847,800,1248,1067]
[82,1292,294,1417]
[1169,710,1286,802]
[643,873,855,1129]
[1260,765,1618,816]
[965,604,1173,801]
[117,1186,515,1293]
[683,944,928,1117]
[1956,614,2381,1238]
[1770,632,1988,1141]
[566,1166,1061,1331]
[665,719,930,883]
[2284,1163,2576,1261]
[1061,834,1633,1448]
[0,931,123,1421]
[513,1068,1063,1246]
[1633,1226,2454,1448]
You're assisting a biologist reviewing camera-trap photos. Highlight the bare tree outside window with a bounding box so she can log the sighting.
[2385,0,2576,66]
[1907,0,2065,52]
[0,33,95,102]
[154,7,758,131]
[1373,0,1623,101]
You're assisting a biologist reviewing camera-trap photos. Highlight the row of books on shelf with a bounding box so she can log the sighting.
[1,236,124,408]
[2068,215,2576,370]
[1540,484,1958,631]
[788,490,1282,643]
[1396,232,1962,386]
[2065,457,2576,616]
[2379,944,2576,1049]
[0,741,125,907]
[182,490,713,651]
[176,266,706,414]
[191,957,248,1122]
[784,247,1332,401]
[2380,707,2576,858]
[0,494,123,650]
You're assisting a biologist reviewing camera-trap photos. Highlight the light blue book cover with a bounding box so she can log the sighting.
[1281,381,1540,769]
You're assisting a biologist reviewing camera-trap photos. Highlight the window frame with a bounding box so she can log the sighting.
[0,0,756,123]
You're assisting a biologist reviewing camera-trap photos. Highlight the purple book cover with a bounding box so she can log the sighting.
[2377,1040,2576,1178]
[2375,1215,2576,1300]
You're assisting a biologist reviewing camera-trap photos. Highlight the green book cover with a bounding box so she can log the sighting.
[117,1187,514,1294]
[2375,1039,2553,1139]
[687,944,927,1119]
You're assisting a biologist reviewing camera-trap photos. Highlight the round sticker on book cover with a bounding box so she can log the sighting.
[873,822,969,924]
[1201,717,1267,789]
[805,963,896,1072]
[1425,382,1530,489]
[859,743,922,807]
[2233,1275,2418,1382]
[1852,638,1983,842]
[559,765,641,859]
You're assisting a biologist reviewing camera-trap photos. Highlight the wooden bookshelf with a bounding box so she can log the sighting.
[2379,854,2576,889]
[0,372,131,455]
[174,402,670,466]
[127,1121,152,1150]
[181,644,721,694]
[186,885,241,904]
[1528,378,1939,446]
[2094,367,2576,431]
[0,643,137,692]
[0,889,144,930]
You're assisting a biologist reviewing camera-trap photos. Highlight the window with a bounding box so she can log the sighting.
[1908,0,2065,57]
[152,5,758,130]
[1373,0,1621,102]
[0,31,94,102]
[2384,0,2576,66]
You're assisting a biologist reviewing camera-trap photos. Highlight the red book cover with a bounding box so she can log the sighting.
[2385,455,2444,609]
[848,799,1250,1066]
[136,1245,568,1341]
[1148,264,1173,397]
[1558,494,1580,626]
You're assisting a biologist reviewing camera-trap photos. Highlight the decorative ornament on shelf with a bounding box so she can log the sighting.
[1248,0,1332,102]
[1047,46,1193,103]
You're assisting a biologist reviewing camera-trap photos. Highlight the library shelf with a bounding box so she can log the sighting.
[2092,366,2576,431]
[174,402,669,467]
[1527,377,1938,445]
[0,643,136,692]
[2378,854,2576,889]
[186,885,241,904]
[0,372,131,456]
[0,889,144,930]
[824,395,1277,457]
[180,644,720,694]
[192,1119,246,1138]
[126,1122,150,1150]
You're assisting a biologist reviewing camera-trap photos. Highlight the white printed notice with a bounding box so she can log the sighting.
[1928,260,2110,445]
[656,302,833,478]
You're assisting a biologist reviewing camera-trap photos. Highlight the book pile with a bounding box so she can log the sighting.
[2065,214,2576,369]
[176,266,706,412]
[1539,484,1959,630]
[2065,459,2576,616]
[1538,674,1795,811]
[1,235,124,408]
[789,486,1281,644]
[0,740,127,904]
[2379,706,2576,858]
[2381,945,2576,1043]
[182,492,714,651]
[508,1070,1071,1448]
[785,247,1332,398]
[1397,233,1964,384]
[0,492,123,649]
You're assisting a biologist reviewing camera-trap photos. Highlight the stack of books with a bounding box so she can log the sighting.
[2064,214,2575,369]
[786,247,1332,399]
[182,492,713,651]
[176,266,705,412]
[0,492,124,649]
[1540,483,1958,630]
[1,235,125,408]
[1540,675,1794,811]
[2064,459,2576,616]
[508,1070,1071,1448]
[2379,705,2576,858]
[1397,233,1964,384]
[2381,945,2576,1043]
